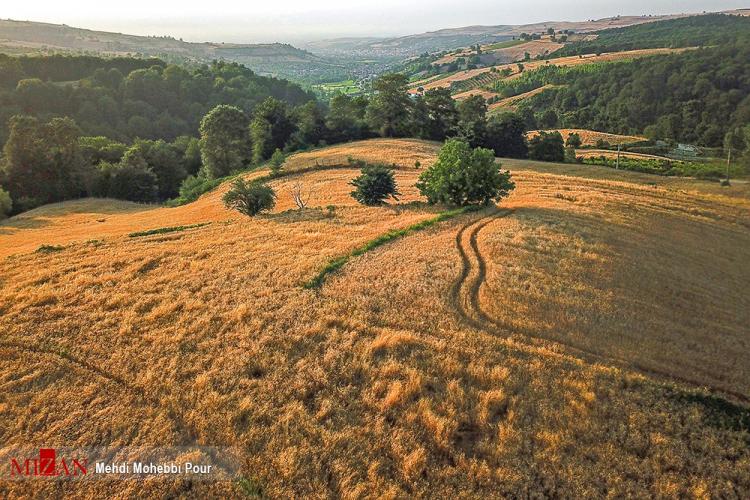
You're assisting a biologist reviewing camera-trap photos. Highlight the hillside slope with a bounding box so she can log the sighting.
[0,19,338,79]
[1,139,749,497]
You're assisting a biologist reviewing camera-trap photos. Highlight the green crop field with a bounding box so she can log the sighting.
[484,39,526,50]
[312,79,361,96]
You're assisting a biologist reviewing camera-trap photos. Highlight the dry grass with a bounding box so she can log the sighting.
[0,139,435,259]
[488,84,562,112]
[528,128,648,146]
[433,39,563,66]
[1,139,749,497]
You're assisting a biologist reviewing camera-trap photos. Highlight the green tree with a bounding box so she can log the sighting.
[290,101,326,148]
[0,56,25,89]
[131,140,187,199]
[457,95,488,147]
[107,149,159,202]
[349,164,401,205]
[528,131,565,162]
[199,105,251,179]
[416,139,515,206]
[566,133,582,148]
[222,179,276,216]
[423,88,459,141]
[724,127,746,156]
[250,97,296,164]
[366,74,412,137]
[172,135,202,176]
[269,149,286,176]
[250,118,273,166]
[485,112,528,158]
[1,115,46,211]
[0,186,12,218]
[1,115,87,211]
[537,109,558,128]
[326,94,369,142]
[409,95,432,140]
[79,136,127,166]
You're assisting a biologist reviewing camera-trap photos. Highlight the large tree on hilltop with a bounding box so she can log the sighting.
[199,105,251,179]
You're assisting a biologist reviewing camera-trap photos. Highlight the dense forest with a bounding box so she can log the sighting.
[0,54,166,85]
[0,55,313,144]
[517,41,750,146]
[553,14,750,56]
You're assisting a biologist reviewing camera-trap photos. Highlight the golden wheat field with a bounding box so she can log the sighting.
[528,129,648,147]
[1,139,749,497]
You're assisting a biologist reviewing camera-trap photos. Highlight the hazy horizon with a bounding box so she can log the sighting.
[3,1,748,44]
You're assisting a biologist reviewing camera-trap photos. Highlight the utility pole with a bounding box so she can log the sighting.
[726,148,731,184]
[616,143,621,170]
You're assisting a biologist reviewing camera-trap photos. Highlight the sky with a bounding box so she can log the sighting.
[2,1,747,43]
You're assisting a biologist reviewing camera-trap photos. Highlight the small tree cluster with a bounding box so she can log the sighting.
[222,178,276,216]
[0,186,12,219]
[528,131,565,162]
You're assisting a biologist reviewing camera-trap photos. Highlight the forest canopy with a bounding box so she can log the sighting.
[518,42,750,146]
[0,55,313,144]
[553,14,750,56]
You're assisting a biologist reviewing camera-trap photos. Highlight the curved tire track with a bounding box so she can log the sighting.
[451,210,750,405]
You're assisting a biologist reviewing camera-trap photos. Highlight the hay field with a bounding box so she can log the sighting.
[411,48,689,93]
[528,128,648,146]
[575,149,673,161]
[433,39,562,66]
[1,139,749,497]
[487,84,561,112]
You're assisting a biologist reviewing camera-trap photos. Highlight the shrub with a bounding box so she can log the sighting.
[416,139,515,206]
[0,186,12,218]
[36,244,64,253]
[564,146,577,163]
[269,149,286,177]
[223,178,276,216]
[349,164,401,205]
[106,151,159,203]
[174,174,223,204]
[528,131,565,162]
[566,133,582,148]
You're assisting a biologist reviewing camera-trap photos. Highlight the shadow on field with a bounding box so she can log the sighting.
[476,204,750,398]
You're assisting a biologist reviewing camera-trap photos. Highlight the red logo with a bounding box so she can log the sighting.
[10,449,88,477]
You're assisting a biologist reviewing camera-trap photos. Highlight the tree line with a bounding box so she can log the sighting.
[518,41,750,147]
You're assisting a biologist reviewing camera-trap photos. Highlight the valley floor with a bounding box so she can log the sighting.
[1,139,749,497]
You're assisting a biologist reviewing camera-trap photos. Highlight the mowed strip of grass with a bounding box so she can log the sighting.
[304,206,480,289]
[128,222,211,238]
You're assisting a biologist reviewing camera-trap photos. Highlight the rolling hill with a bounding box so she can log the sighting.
[304,13,689,58]
[2,139,749,497]
[0,19,342,81]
